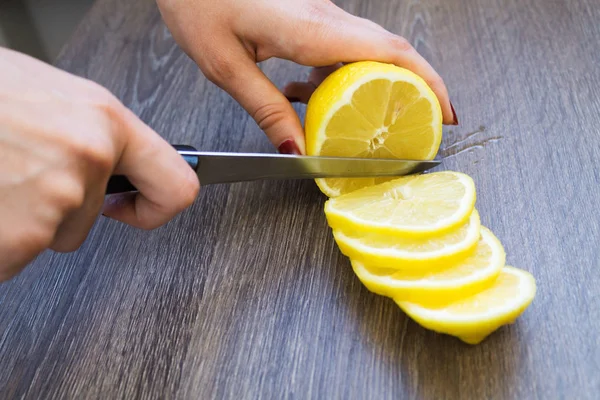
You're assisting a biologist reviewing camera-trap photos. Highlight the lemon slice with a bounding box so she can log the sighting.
[396,266,536,344]
[325,171,476,237]
[333,210,481,269]
[305,61,443,197]
[351,226,505,305]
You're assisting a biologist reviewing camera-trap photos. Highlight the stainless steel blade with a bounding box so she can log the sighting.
[178,151,441,185]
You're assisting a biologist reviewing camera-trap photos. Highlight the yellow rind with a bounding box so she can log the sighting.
[305,61,443,198]
[324,172,476,237]
[332,210,481,270]
[396,266,537,344]
[351,226,505,306]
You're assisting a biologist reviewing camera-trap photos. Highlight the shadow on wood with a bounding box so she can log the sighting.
[327,246,523,398]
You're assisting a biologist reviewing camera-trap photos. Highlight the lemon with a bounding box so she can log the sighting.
[305,61,443,197]
[351,226,505,305]
[324,171,476,237]
[306,62,536,345]
[396,266,536,344]
[333,209,481,270]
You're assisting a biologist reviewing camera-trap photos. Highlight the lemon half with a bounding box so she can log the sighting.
[305,61,442,197]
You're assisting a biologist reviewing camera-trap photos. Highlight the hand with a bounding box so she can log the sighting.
[0,48,199,281]
[157,0,458,155]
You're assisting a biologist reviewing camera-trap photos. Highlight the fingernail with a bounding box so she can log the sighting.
[286,96,301,103]
[278,139,301,155]
[450,102,459,125]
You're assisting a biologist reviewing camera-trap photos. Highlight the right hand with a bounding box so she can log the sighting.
[0,47,200,281]
[157,0,458,156]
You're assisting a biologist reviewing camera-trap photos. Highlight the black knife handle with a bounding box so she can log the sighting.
[105,145,200,195]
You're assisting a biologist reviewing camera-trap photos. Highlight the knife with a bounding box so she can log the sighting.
[105,145,441,194]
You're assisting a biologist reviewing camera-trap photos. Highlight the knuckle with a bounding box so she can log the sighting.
[252,102,289,133]
[166,171,199,215]
[388,35,413,53]
[98,92,123,121]
[61,89,119,172]
[47,172,86,211]
[177,171,200,209]
[305,0,333,24]
[85,80,118,104]
[201,53,237,86]
[137,172,198,231]
[75,139,115,173]
[293,7,335,57]
[88,84,123,133]
[426,75,445,90]
[65,121,116,172]
[83,80,123,114]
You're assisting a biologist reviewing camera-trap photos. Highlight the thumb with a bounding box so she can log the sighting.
[205,51,306,155]
[102,106,200,229]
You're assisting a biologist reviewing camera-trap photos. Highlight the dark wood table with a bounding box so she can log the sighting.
[1,0,599,398]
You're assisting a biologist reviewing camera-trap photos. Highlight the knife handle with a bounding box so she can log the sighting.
[105,145,199,194]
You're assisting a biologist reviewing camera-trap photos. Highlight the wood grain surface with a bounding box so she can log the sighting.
[1,0,599,398]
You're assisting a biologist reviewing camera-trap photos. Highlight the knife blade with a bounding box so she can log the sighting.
[105,145,441,194]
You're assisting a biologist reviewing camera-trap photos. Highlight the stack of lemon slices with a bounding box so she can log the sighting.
[304,61,536,344]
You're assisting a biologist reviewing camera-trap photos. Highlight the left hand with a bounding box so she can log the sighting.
[156,0,457,156]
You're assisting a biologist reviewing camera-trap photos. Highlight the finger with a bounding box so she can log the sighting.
[283,64,343,103]
[279,9,456,124]
[49,154,111,253]
[50,185,105,252]
[101,107,200,229]
[51,129,112,252]
[0,183,54,281]
[208,47,306,154]
[308,64,344,83]
[283,82,314,104]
